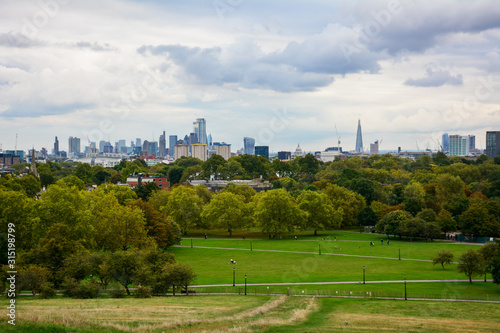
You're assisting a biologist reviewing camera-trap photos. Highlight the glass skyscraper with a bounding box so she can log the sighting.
[442,133,450,153]
[193,118,207,144]
[244,137,255,155]
[355,119,363,153]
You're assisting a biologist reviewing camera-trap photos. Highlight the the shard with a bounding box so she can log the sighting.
[355,119,363,153]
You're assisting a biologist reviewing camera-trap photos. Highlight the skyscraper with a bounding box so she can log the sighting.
[54,136,59,156]
[255,146,269,159]
[486,131,500,158]
[193,118,207,144]
[243,137,255,155]
[442,133,450,153]
[207,133,213,148]
[68,136,81,156]
[468,135,475,151]
[216,144,231,160]
[159,131,166,157]
[449,135,469,157]
[355,119,363,153]
[169,135,177,157]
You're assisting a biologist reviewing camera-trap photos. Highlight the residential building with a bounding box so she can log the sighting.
[486,131,500,158]
[126,174,170,190]
[216,144,231,160]
[255,146,269,159]
[370,140,379,155]
[449,135,470,157]
[174,144,189,160]
[68,136,81,157]
[192,144,207,161]
[244,137,255,155]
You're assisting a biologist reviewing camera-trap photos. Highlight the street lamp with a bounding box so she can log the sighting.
[250,240,252,251]
[233,267,235,287]
[399,246,401,260]
[245,275,247,295]
[404,277,407,300]
[191,237,193,248]
[363,266,365,284]
[319,242,321,255]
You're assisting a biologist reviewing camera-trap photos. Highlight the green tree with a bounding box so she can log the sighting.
[457,248,485,284]
[219,159,247,180]
[460,203,498,237]
[403,182,425,216]
[73,163,93,184]
[133,182,160,201]
[254,189,307,235]
[402,217,424,242]
[298,191,341,235]
[201,192,250,236]
[358,206,378,226]
[297,153,320,175]
[180,165,203,183]
[223,184,256,203]
[166,262,197,295]
[19,265,52,295]
[323,184,366,227]
[165,186,203,234]
[436,209,457,233]
[478,242,500,282]
[201,154,227,179]
[375,210,411,239]
[432,250,454,270]
[106,250,143,295]
[168,166,185,185]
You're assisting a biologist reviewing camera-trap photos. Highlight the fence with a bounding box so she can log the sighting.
[456,235,496,244]
[184,286,500,302]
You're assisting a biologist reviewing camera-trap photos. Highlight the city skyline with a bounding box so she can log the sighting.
[1,1,500,153]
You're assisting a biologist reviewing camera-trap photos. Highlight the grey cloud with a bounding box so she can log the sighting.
[0,32,44,48]
[75,41,116,52]
[404,68,463,87]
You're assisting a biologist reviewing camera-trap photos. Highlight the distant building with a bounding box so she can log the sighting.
[370,140,379,155]
[5,150,24,162]
[216,144,231,160]
[244,137,255,155]
[169,135,177,157]
[469,135,475,151]
[355,119,363,153]
[192,144,207,161]
[136,138,141,148]
[255,146,269,159]
[486,131,500,158]
[68,136,81,157]
[278,151,291,161]
[0,153,21,168]
[159,131,166,157]
[207,133,213,148]
[294,144,303,158]
[442,133,450,153]
[193,118,207,144]
[449,135,470,157]
[54,136,59,156]
[174,144,189,160]
[126,174,170,190]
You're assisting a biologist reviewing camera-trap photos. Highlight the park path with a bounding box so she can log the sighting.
[192,279,492,288]
[173,245,432,262]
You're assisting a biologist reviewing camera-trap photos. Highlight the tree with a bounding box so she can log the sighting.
[402,217,424,242]
[73,163,93,184]
[166,262,197,295]
[218,159,247,180]
[201,192,250,236]
[223,184,256,203]
[436,209,457,233]
[254,189,307,235]
[478,242,500,282]
[165,186,203,234]
[492,256,500,284]
[457,249,485,284]
[297,153,320,175]
[432,250,454,270]
[349,178,377,205]
[375,210,411,239]
[106,250,142,295]
[16,175,41,197]
[180,165,203,183]
[323,184,366,227]
[403,182,425,216]
[358,206,378,227]
[133,182,160,201]
[19,265,52,295]
[298,191,341,235]
[460,203,498,237]
[168,166,185,185]
[201,154,227,179]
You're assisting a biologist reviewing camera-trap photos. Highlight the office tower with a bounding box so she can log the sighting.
[99,140,106,153]
[207,133,213,149]
[169,135,178,157]
[278,151,291,161]
[40,148,47,158]
[184,134,190,146]
[68,137,81,156]
[189,133,198,145]
[243,137,255,155]
[159,131,166,157]
[486,131,500,158]
[355,119,363,153]
[54,136,59,155]
[216,144,231,160]
[142,140,149,155]
[468,135,475,151]
[449,135,470,157]
[193,118,207,144]
[255,146,269,159]
[370,140,379,155]
[174,144,189,160]
[442,133,450,153]
[192,144,207,161]
[148,141,158,156]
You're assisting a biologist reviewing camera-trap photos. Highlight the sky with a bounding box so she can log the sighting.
[1,0,500,154]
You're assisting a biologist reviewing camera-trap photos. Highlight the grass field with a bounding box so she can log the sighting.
[2,296,499,332]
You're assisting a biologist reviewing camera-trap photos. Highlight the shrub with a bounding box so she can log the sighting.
[134,286,152,298]
[109,288,126,298]
[39,282,57,299]
[73,281,101,299]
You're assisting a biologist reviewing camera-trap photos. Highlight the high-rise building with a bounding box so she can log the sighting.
[486,131,500,158]
[193,118,207,144]
[442,133,450,153]
[68,136,81,156]
[189,133,198,145]
[169,135,177,157]
[468,135,475,151]
[174,144,189,160]
[449,135,470,157]
[216,144,231,160]
[191,144,207,161]
[54,136,59,156]
[148,141,158,156]
[142,140,150,155]
[278,151,291,161]
[243,137,255,155]
[117,139,127,154]
[355,119,363,153]
[184,134,190,146]
[159,131,166,157]
[370,140,379,155]
[136,138,141,148]
[207,133,213,148]
[255,146,269,159]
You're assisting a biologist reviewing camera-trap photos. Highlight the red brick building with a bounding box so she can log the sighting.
[126,174,170,190]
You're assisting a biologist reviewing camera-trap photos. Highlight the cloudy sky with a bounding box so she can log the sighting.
[1,0,500,154]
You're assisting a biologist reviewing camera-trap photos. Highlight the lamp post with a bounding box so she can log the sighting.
[404,277,407,300]
[191,237,193,248]
[250,240,252,251]
[363,266,365,284]
[398,246,400,260]
[245,275,247,295]
[233,267,235,287]
[319,242,321,255]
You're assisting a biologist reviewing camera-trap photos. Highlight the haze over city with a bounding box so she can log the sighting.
[1,0,500,153]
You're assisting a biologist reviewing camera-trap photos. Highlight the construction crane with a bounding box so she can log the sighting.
[436,139,443,152]
[334,124,341,152]
[415,139,420,151]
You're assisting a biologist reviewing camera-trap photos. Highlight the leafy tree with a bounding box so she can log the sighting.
[174,156,203,168]
[403,182,425,216]
[168,166,185,185]
[423,222,441,241]
[96,183,138,205]
[201,154,226,179]
[133,182,160,201]
[223,184,257,203]
[15,175,41,197]
[375,210,411,239]
[416,209,437,223]
[297,153,320,175]
[402,217,424,242]
[180,165,203,183]
[432,250,454,270]
[457,248,485,284]
[254,189,307,235]
[233,154,272,179]
[436,209,457,233]
[19,265,52,295]
[478,242,500,282]
[492,256,500,284]
[218,159,248,180]
[148,189,171,212]
[349,178,377,205]
[201,192,250,236]
[323,184,365,227]
[73,163,93,184]
[358,206,378,226]
[433,152,451,166]
[133,159,148,169]
[460,203,498,237]
[165,186,203,234]
[298,191,341,235]
[195,184,213,204]
[106,250,143,295]
[166,262,197,295]
[57,175,85,190]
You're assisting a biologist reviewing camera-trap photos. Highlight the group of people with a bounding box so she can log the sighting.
[229,259,237,264]
[369,239,389,246]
